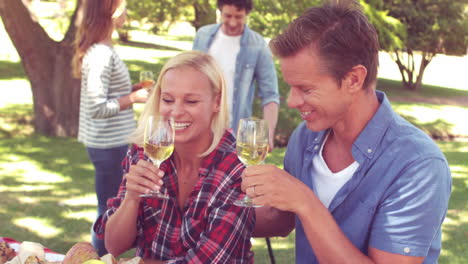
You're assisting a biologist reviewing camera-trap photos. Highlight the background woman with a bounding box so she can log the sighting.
[71,0,148,256]
[94,51,255,263]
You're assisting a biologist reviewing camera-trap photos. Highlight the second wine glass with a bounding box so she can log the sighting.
[140,115,175,199]
[233,117,269,207]
[139,71,155,91]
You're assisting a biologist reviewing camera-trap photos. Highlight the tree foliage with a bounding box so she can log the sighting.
[248,0,402,42]
[248,0,321,38]
[250,0,467,92]
[127,0,216,34]
[379,0,468,91]
[248,0,406,145]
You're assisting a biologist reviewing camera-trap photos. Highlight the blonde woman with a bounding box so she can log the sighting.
[94,51,255,263]
[72,0,148,256]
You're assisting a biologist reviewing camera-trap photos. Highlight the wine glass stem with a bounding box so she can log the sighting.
[150,159,162,193]
[150,159,161,168]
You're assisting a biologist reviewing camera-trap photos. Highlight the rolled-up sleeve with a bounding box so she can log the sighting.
[369,157,451,257]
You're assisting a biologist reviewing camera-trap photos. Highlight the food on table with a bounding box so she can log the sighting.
[62,242,99,264]
[82,260,105,264]
[99,254,117,264]
[18,242,45,262]
[117,257,143,264]
[23,256,43,264]
[0,242,16,264]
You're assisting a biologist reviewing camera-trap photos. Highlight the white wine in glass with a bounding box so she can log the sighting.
[140,115,175,199]
[139,71,155,91]
[237,142,269,166]
[233,118,269,207]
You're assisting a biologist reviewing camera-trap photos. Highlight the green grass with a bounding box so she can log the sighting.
[437,141,468,263]
[374,79,468,140]
[377,78,468,98]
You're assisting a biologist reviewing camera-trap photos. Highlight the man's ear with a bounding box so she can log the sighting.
[343,65,367,94]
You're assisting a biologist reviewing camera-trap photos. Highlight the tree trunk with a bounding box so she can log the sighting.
[393,50,418,91]
[0,0,82,137]
[414,51,434,91]
[192,0,216,31]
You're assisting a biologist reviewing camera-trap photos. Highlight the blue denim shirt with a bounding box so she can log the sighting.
[193,24,280,132]
[284,91,451,264]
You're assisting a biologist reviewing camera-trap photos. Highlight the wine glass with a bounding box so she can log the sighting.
[139,115,175,199]
[139,71,155,91]
[233,117,269,207]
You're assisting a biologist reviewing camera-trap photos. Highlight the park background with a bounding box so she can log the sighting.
[0,0,467,263]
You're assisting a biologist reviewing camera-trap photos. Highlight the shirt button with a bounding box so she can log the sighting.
[367,148,372,153]
[313,145,319,150]
[314,137,318,141]
[404,247,410,253]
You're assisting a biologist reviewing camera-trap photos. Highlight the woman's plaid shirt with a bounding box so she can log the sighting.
[94,130,255,263]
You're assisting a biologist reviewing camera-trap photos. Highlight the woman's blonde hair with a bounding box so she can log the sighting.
[71,0,125,78]
[130,51,229,157]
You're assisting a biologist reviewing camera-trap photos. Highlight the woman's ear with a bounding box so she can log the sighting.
[213,94,221,112]
[343,65,367,94]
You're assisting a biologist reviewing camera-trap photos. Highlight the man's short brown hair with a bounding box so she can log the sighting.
[217,0,253,13]
[270,0,379,90]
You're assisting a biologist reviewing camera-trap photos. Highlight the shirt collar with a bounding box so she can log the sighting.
[239,24,250,46]
[304,91,393,161]
[199,129,236,178]
[305,129,329,154]
[352,91,393,162]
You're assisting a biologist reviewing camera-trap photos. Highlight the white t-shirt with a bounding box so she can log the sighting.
[208,29,241,123]
[312,133,359,208]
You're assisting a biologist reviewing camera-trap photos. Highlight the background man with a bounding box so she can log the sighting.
[193,0,279,150]
[241,1,452,263]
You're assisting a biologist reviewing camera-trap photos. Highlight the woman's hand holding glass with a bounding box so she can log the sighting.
[124,159,165,199]
[138,115,174,199]
[233,118,269,207]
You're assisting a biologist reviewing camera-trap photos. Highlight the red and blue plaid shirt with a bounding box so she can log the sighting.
[94,130,255,263]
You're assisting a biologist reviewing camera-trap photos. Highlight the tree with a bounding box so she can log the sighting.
[248,0,321,38]
[380,0,468,91]
[0,0,82,137]
[127,0,216,34]
[192,0,217,30]
[248,0,401,41]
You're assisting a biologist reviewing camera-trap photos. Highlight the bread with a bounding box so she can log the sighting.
[0,242,16,264]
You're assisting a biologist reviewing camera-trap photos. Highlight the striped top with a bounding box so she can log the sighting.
[78,44,136,149]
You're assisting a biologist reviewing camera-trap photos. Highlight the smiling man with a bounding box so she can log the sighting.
[193,0,279,151]
[240,1,452,264]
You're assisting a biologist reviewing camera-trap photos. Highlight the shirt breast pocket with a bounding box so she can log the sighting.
[181,216,206,248]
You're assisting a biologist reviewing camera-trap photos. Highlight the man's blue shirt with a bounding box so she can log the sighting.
[284,91,451,263]
[193,24,280,132]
